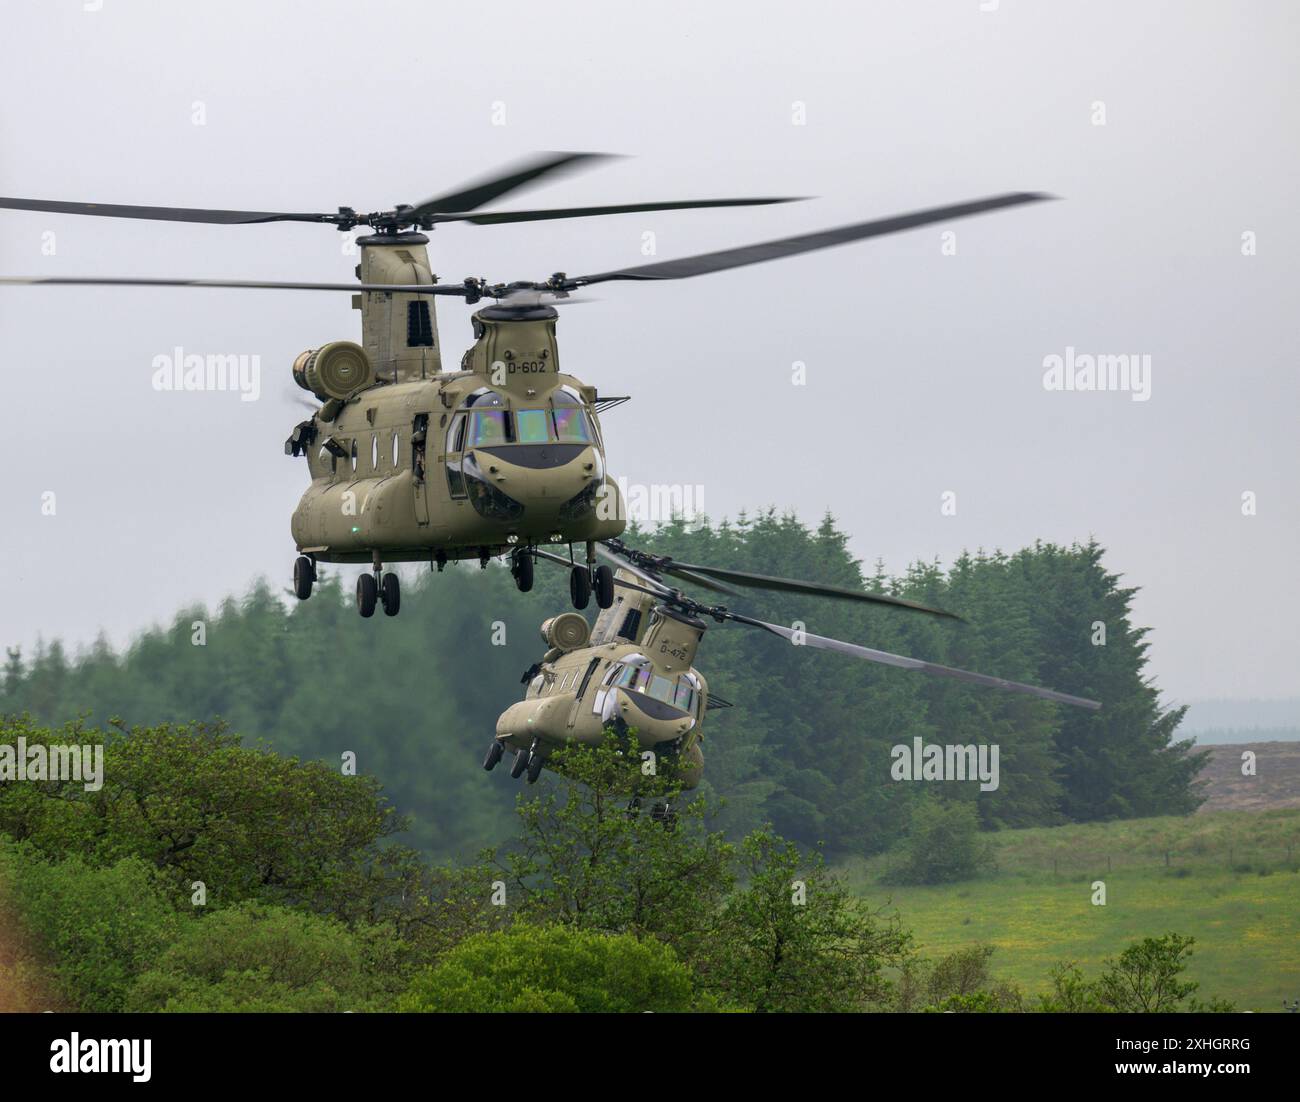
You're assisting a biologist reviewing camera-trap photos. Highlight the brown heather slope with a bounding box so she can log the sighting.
[1196,741,1300,813]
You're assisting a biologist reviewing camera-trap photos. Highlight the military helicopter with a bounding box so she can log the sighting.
[0,153,1052,618]
[486,538,1101,794]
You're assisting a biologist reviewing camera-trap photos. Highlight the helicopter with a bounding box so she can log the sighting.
[0,153,1053,618]
[486,538,1101,799]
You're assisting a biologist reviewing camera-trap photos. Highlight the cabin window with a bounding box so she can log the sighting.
[350,439,358,474]
[371,434,379,471]
[575,657,602,700]
[446,413,466,453]
[391,431,400,469]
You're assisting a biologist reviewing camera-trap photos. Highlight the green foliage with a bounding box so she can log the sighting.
[0,841,180,1011]
[897,944,1025,1012]
[500,733,734,951]
[882,798,993,885]
[0,717,408,915]
[698,828,910,1012]
[398,924,702,1013]
[1038,935,1235,1013]
[126,903,402,1012]
[0,517,1203,860]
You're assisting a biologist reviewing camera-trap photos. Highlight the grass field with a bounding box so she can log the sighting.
[838,810,1300,1011]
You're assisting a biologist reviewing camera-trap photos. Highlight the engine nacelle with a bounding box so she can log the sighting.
[292,341,374,401]
[539,613,591,651]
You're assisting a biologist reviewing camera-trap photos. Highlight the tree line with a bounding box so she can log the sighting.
[0,510,1205,860]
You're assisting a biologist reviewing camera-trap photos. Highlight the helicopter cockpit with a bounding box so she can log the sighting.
[453,386,599,451]
[593,656,701,723]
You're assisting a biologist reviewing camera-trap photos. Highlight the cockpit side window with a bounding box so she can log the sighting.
[552,387,594,444]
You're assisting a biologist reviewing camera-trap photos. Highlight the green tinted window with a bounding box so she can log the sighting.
[469,410,509,446]
[553,406,592,443]
[516,409,552,444]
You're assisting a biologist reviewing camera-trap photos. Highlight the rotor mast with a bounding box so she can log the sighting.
[353,230,443,382]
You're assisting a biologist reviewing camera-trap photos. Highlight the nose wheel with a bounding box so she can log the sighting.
[483,739,505,772]
[512,550,534,593]
[569,565,591,609]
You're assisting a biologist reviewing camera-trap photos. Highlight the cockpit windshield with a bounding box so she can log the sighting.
[458,388,596,448]
[607,661,697,714]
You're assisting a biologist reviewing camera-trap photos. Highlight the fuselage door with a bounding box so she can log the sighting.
[411,413,430,525]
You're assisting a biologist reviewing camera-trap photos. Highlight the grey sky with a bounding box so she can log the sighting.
[1,0,1296,703]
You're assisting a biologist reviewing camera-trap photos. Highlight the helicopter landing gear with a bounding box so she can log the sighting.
[526,743,545,784]
[512,550,534,593]
[356,573,378,618]
[569,564,591,609]
[380,572,400,617]
[650,802,677,831]
[594,563,615,609]
[293,555,315,601]
[509,745,530,779]
[483,739,504,772]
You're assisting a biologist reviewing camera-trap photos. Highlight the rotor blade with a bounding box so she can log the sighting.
[0,276,470,295]
[610,576,675,602]
[407,152,616,217]
[730,614,1101,710]
[655,564,741,597]
[445,197,804,226]
[0,196,335,225]
[668,562,960,619]
[571,192,1055,285]
[594,544,676,594]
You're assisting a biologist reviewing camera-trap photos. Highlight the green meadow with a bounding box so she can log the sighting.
[839,810,1300,1011]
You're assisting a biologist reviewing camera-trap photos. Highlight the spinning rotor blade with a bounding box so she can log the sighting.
[730,614,1101,710]
[444,197,802,226]
[666,561,961,619]
[568,192,1054,286]
[407,152,616,217]
[0,276,471,294]
[0,196,336,225]
[595,542,739,597]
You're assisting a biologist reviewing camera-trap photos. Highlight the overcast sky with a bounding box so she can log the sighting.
[1,0,1296,705]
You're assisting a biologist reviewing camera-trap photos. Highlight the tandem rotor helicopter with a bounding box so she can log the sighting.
[0,153,1052,618]
[489,540,1102,798]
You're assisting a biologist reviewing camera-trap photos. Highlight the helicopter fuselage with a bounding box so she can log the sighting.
[494,569,711,789]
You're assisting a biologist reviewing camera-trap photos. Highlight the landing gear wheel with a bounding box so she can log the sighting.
[570,565,591,610]
[356,573,378,618]
[526,750,545,784]
[509,748,530,779]
[380,572,400,617]
[651,802,678,831]
[594,564,615,609]
[293,556,314,601]
[512,552,534,593]
[483,740,504,772]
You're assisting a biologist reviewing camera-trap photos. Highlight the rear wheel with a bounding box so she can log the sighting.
[509,748,530,779]
[526,750,545,784]
[569,565,591,610]
[380,572,400,616]
[594,564,615,609]
[356,573,378,618]
[483,740,504,772]
[293,556,314,601]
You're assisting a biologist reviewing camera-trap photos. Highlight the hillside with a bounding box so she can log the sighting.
[1196,742,1300,812]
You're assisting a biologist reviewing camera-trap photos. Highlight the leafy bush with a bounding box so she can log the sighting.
[1,842,180,1011]
[882,799,993,885]
[398,924,702,1013]
[127,903,401,1012]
